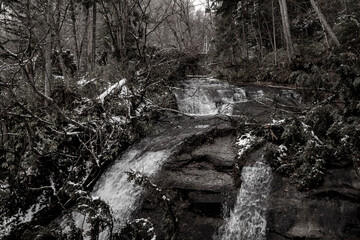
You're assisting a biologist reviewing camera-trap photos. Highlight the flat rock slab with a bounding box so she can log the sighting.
[157,134,237,192]
[137,125,238,240]
[192,135,236,168]
[157,169,233,192]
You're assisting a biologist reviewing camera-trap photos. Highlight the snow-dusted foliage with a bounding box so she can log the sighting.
[0,194,49,238]
[236,132,256,157]
[97,79,127,104]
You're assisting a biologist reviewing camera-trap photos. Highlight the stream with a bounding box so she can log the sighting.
[71,76,301,239]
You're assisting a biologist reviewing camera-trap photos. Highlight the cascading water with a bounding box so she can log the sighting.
[215,160,272,240]
[68,76,297,239]
[70,146,173,239]
[92,150,171,229]
[172,78,265,116]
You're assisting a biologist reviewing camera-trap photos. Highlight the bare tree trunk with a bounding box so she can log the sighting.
[321,21,331,49]
[55,0,70,89]
[120,0,128,60]
[256,13,264,64]
[278,0,294,61]
[272,0,277,65]
[242,7,248,59]
[45,0,53,98]
[91,1,97,70]
[184,0,194,48]
[70,0,80,78]
[310,0,341,46]
[81,6,90,73]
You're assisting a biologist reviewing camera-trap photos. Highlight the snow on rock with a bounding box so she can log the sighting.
[97,79,127,104]
[236,132,256,157]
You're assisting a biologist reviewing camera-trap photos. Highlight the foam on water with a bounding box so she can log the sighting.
[173,79,244,115]
[173,78,265,116]
[72,148,172,239]
[215,161,272,240]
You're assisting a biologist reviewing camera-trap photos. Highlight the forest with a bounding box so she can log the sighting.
[0,0,360,239]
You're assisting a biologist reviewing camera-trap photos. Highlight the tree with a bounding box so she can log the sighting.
[81,1,90,73]
[310,0,341,47]
[45,0,53,98]
[278,0,294,61]
[91,1,97,70]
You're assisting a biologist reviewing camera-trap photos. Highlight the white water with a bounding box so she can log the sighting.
[72,148,172,239]
[70,76,281,239]
[173,78,264,116]
[216,161,272,240]
[94,150,171,226]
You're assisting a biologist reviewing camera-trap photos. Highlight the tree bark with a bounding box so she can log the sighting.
[44,0,53,98]
[272,0,277,65]
[81,6,90,73]
[242,6,248,59]
[278,0,294,61]
[310,0,341,46]
[55,0,70,89]
[91,1,97,70]
[70,0,80,78]
[256,12,264,64]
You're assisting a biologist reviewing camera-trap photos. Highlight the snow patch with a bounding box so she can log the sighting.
[236,132,256,157]
[77,77,97,86]
[110,116,127,124]
[53,75,64,80]
[195,125,209,129]
[271,119,286,125]
[97,79,127,104]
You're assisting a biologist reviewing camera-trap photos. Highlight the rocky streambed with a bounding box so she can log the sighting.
[70,76,360,240]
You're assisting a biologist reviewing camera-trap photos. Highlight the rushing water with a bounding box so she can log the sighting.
[70,146,173,239]
[172,77,265,116]
[69,76,296,239]
[215,161,272,240]
[93,150,171,228]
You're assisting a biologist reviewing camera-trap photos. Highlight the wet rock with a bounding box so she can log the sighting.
[192,135,235,169]
[267,167,360,240]
[136,132,238,240]
[157,168,233,192]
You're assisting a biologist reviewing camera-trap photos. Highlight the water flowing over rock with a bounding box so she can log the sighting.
[215,161,272,240]
[64,76,327,240]
[172,77,265,115]
[70,115,235,239]
[172,77,302,121]
[93,150,171,229]
[70,144,174,239]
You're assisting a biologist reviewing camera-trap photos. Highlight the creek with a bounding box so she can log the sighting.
[72,76,302,239]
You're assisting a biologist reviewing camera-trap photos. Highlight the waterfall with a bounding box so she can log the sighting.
[67,76,290,239]
[173,78,266,116]
[70,148,172,239]
[215,161,272,240]
[92,150,171,229]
